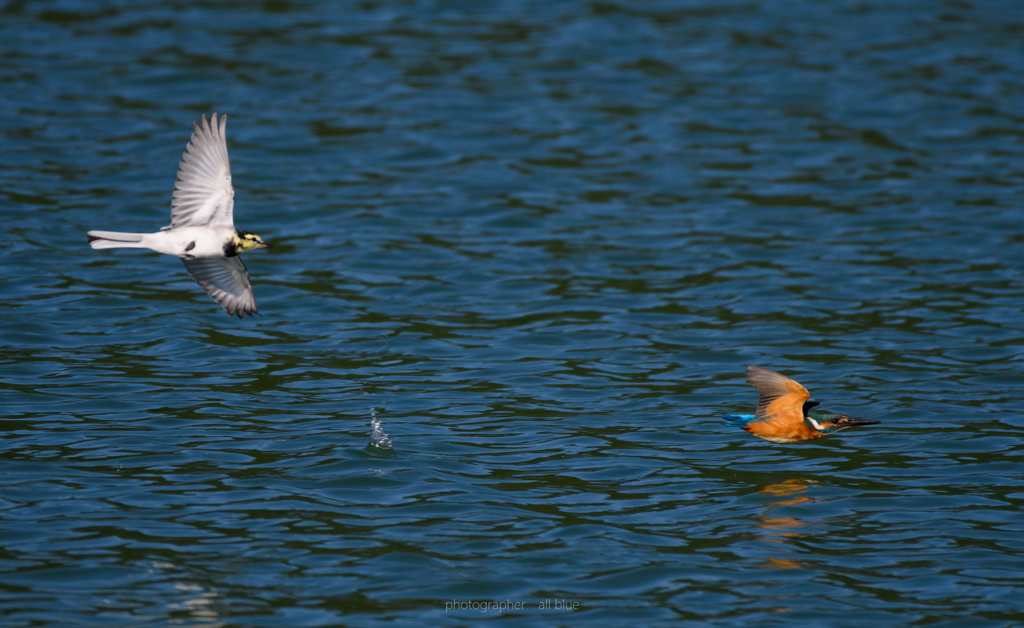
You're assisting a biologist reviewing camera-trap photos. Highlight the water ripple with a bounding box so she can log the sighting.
[2,0,1024,625]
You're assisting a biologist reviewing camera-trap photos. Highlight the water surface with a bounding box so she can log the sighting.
[2,1,1024,626]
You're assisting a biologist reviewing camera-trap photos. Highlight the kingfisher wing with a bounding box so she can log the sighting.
[170,113,235,229]
[746,366,810,421]
[181,256,257,318]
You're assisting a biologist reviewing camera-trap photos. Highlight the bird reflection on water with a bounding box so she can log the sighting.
[755,479,818,570]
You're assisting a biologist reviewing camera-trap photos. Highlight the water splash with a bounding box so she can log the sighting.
[369,406,393,449]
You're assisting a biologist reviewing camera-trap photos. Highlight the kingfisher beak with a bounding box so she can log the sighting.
[844,418,880,427]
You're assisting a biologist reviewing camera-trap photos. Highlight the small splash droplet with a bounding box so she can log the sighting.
[369,406,393,449]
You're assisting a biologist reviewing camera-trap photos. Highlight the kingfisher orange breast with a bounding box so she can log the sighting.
[745,420,824,444]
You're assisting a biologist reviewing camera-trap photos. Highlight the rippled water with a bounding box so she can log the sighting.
[3,1,1024,625]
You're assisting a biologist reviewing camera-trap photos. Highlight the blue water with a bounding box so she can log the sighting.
[3,1,1024,626]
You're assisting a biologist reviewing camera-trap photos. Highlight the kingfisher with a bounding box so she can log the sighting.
[723,366,880,443]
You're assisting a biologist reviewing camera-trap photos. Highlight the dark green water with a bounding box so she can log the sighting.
[2,1,1024,626]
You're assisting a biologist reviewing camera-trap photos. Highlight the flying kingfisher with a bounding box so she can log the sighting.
[723,366,880,443]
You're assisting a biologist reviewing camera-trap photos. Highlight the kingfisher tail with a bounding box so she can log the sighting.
[87,231,149,250]
[723,414,757,428]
